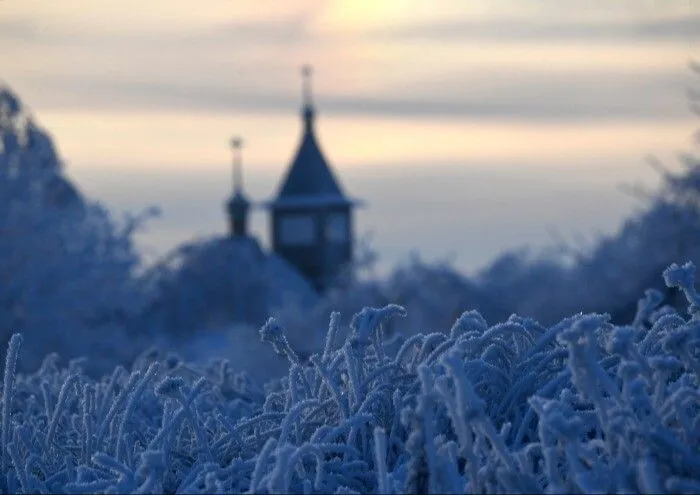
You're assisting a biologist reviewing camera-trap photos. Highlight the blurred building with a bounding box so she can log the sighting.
[228,66,361,293]
[146,67,362,333]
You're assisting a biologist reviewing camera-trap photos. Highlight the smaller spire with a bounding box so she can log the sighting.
[226,136,250,237]
[301,64,315,132]
[230,136,244,194]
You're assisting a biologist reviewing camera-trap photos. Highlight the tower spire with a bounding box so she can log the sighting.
[230,136,244,195]
[301,64,315,132]
[302,64,313,108]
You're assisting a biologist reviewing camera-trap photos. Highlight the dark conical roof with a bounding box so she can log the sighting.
[276,112,346,200]
[268,66,359,209]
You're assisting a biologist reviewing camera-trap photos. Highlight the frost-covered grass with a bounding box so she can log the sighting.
[2,262,700,494]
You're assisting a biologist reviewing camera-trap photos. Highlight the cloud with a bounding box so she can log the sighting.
[0,13,316,48]
[173,14,314,47]
[16,65,692,124]
[371,14,700,44]
[2,4,694,127]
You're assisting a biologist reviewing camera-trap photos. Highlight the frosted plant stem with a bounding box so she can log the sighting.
[46,373,79,448]
[373,427,390,494]
[2,334,22,477]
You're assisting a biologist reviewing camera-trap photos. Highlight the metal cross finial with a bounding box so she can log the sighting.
[302,64,313,107]
[230,136,243,194]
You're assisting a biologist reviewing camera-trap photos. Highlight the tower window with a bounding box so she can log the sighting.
[279,214,315,246]
[325,213,348,243]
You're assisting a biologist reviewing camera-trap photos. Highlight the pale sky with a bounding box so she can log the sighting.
[2,0,699,274]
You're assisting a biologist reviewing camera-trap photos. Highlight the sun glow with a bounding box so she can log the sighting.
[315,0,428,31]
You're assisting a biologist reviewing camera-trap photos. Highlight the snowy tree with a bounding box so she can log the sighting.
[0,86,154,374]
[473,61,700,325]
[140,235,317,338]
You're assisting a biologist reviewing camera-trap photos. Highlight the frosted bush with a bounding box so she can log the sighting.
[1,263,699,493]
[275,255,504,360]
[0,86,156,374]
[475,67,700,325]
[140,236,318,338]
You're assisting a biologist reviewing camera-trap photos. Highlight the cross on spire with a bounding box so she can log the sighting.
[230,136,243,194]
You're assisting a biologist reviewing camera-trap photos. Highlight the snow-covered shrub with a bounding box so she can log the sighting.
[171,321,295,386]
[473,65,700,325]
[2,262,698,493]
[275,255,504,363]
[140,236,317,338]
[473,166,700,326]
[0,86,155,374]
[138,235,320,385]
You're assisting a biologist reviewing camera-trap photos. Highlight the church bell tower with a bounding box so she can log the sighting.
[266,66,361,292]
